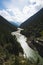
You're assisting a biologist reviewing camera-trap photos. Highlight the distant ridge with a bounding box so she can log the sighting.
[10,21,21,27]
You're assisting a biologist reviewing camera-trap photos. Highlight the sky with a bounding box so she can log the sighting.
[0,0,43,23]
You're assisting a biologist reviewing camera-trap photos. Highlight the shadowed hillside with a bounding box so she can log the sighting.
[20,8,43,30]
[0,16,17,33]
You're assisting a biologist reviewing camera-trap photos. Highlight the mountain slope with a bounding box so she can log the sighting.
[0,16,17,33]
[20,8,43,31]
[20,8,43,37]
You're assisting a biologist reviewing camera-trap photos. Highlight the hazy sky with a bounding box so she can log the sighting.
[0,0,43,23]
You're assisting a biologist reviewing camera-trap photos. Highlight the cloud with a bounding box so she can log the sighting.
[7,7,26,22]
[0,8,25,23]
[0,0,43,23]
[0,9,13,21]
[23,5,39,19]
[30,0,43,7]
[6,5,39,22]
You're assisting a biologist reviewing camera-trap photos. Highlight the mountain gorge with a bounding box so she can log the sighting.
[0,8,43,65]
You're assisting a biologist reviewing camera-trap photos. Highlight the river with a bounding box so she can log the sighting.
[11,28,43,64]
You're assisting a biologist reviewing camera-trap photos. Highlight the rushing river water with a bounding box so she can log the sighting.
[11,28,43,63]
